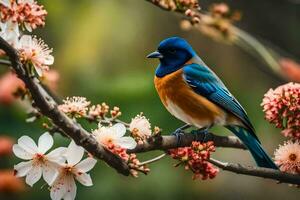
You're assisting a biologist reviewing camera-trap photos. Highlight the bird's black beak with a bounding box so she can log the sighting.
[147,51,163,59]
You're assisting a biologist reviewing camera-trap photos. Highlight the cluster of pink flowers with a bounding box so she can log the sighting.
[151,0,199,11]
[177,0,199,9]
[168,141,218,180]
[107,143,150,177]
[58,96,124,121]
[58,96,91,118]
[262,82,300,174]
[88,103,109,119]
[261,82,300,139]
[0,0,47,31]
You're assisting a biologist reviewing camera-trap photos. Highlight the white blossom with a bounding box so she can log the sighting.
[92,123,137,149]
[13,132,67,186]
[50,141,97,200]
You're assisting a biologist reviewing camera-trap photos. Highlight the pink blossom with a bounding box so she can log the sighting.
[107,142,150,177]
[168,141,218,180]
[279,58,300,82]
[41,69,60,91]
[274,140,300,174]
[0,71,25,104]
[261,82,300,139]
[0,170,25,193]
[0,0,47,32]
[0,136,14,156]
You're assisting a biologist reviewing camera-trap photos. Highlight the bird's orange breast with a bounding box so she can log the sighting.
[154,69,228,128]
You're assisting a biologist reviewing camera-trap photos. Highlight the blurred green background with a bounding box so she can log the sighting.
[1,0,300,199]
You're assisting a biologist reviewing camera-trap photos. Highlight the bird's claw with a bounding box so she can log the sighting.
[192,128,209,143]
[171,128,185,147]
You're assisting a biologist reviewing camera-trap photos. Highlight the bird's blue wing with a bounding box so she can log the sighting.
[183,63,257,139]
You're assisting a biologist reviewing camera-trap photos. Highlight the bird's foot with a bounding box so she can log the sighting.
[192,127,210,143]
[171,124,190,147]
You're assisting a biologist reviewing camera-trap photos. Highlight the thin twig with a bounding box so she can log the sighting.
[0,59,11,66]
[139,153,167,166]
[209,158,300,185]
[145,0,292,82]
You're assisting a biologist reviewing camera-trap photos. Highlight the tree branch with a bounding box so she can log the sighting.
[128,132,300,185]
[209,158,300,185]
[0,37,130,176]
[128,132,247,153]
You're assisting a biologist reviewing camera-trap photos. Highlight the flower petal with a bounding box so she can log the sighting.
[19,0,34,4]
[12,144,33,160]
[25,165,42,187]
[43,162,60,186]
[75,157,97,173]
[24,22,32,32]
[0,20,20,47]
[47,147,67,165]
[51,174,68,200]
[115,137,137,149]
[63,175,77,200]
[75,172,93,186]
[66,140,84,166]
[35,66,43,77]
[18,135,38,154]
[38,132,53,154]
[111,123,126,138]
[14,161,33,177]
[44,55,54,65]
[0,0,11,8]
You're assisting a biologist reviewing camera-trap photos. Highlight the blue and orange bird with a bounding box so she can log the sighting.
[147,37,277,169]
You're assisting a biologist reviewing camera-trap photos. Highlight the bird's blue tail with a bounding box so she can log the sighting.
[226,125,278,169]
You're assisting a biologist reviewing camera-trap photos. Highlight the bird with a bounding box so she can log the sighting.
[147,36,277,169]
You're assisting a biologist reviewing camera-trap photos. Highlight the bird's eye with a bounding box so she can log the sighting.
[169,49,176,54]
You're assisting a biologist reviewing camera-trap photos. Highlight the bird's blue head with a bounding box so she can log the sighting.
[147,37,197,77]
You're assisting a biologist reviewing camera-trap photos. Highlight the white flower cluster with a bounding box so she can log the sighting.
[13,123,139,200]
[13,133,97,200]
[0,0,54,76]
